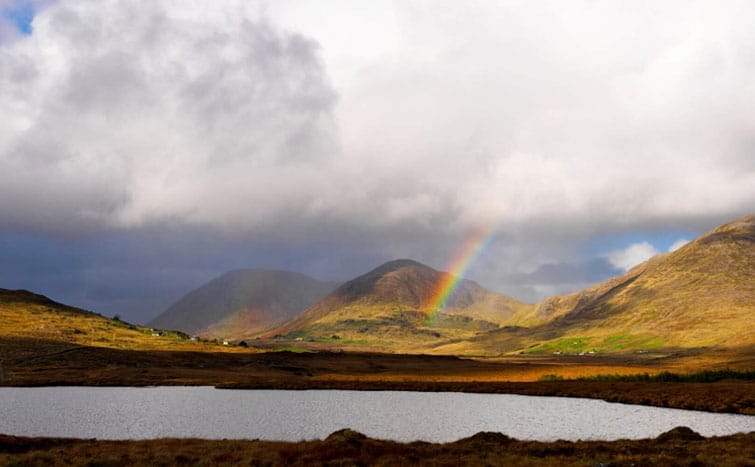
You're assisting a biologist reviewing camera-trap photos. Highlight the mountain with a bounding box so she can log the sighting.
[435,213,755,355]
[270,259,533,350]
[148,269,340,340]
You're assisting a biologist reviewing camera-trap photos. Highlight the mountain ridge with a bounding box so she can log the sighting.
[268,259,533,349]
[432,213,755,355]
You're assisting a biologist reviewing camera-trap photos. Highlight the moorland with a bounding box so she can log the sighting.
[1,214,753,465]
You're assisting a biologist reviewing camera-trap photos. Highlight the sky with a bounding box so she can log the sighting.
[1,0,753,324]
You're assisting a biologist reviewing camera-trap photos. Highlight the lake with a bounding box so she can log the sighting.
[1,387,753,443]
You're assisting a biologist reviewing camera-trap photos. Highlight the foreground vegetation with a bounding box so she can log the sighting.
[539,369,755,383]
[1,427,753,466]
[576,369,755,383]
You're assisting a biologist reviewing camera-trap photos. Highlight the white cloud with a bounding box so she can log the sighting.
[0,0,753,298]
[276,0,755,234]
[0,0,338,233]
[607,242,660,272]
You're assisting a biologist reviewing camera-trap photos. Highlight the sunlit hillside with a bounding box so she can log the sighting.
[269,259,533,351]
[0,289,249,361]
[433,214,755,356]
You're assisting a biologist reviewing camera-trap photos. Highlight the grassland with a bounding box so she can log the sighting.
[3,336,754,414]
[2,287,754,417]
[0,289,252,355]
[1,288,754,465]
[1,427,753,466]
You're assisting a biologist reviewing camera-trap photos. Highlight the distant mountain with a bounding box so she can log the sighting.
[270,259,533,350]
[435,213,755,355]
[148,269,340,339]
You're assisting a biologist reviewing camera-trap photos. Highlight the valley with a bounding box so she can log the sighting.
[144,215,755,358]
[0,214,753,467]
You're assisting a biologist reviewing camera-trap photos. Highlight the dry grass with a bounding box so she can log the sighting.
[1,428,753,466]
[516,214,755,352]
[3,337,754,414]
[0,289,255,356]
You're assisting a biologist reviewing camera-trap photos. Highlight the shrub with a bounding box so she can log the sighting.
[538,374,564,381]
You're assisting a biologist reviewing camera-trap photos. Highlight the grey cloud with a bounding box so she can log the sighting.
[507,258,622,287]
[1,1,754,320]
[0,0,338,234]
[3,0,754,242]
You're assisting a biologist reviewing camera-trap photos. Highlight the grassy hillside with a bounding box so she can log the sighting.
[148,269,339,340]
[0,289,245,362]
[434,213,755,356]
[269,259,533,351]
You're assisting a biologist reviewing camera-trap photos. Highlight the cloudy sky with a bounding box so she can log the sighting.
[1,0,753,323]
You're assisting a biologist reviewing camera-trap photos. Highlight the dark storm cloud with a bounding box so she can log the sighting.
[0,228,389,323]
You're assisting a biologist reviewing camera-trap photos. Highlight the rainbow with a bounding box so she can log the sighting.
[425,225,497,322]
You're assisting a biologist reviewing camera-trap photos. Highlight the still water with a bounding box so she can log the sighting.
[1,387,753,442]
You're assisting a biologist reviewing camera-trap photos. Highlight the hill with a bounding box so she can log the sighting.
[270,259,533,351]
[0,288,234,362]
[148,269,339,340]
[434,213,755,355]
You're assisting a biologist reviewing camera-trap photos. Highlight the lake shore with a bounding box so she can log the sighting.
[1,427,753,466]
[2,338,753,415]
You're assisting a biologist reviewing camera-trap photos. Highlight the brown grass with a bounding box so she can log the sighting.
[0,289,254,354]
[3,337,754,414]
[1,428,753,466]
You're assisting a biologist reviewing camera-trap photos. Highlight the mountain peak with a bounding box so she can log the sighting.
[270,258,532,343]
[148,269,339,338]
[332,259,437,304]
[695,213,755,246]
[527,212,755,349]
[364,259,435,277]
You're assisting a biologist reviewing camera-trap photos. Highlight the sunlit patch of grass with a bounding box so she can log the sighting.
[524,337,593,354]
[537,373,564,381]
[600,334,664,351]
[0,291,255,355]
[638,336,665,349]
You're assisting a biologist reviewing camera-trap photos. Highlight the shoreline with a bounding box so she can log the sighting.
[2,341,753,415]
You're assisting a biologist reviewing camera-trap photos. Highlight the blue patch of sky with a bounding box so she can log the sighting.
[584,229,698,257]
[2,1,35,35]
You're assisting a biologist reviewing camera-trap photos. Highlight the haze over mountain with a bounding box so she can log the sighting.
[435,213,755,355]
[149,270,339,340]
[270,259,533,350]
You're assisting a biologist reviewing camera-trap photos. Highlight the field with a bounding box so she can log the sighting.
[2,337,754,415]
